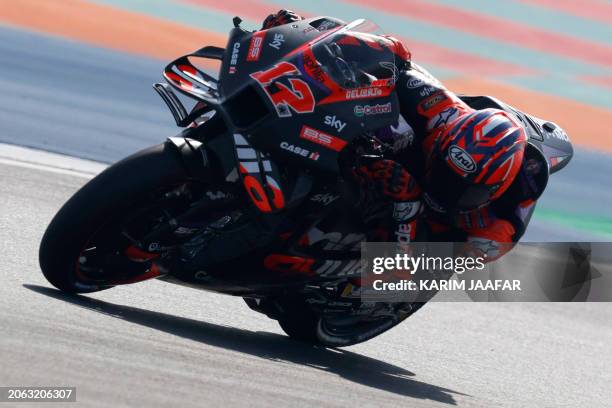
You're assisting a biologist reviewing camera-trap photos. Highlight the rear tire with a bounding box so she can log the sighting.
[278,302,427,347]
[39,143,190,293]
[278,312,321,345]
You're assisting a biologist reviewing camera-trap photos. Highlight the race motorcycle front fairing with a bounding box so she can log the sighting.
[155,17,405,285]
[39,16,573,347]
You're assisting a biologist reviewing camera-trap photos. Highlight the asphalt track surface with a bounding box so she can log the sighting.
[1,24,612,407]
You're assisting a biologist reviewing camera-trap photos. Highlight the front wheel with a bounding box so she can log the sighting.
[39,142,192,293]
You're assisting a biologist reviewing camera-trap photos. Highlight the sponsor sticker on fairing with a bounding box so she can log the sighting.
[354,102,392,117]
[229,42,240,74]
[303,53,325,82]
[269,33,285,50]
[247,32,265,61]
[319,79,393,105]
[324,115,346,132]
[345,86,383,100]
[280,142,320,161]
[311,193,339,206]
[250,62,316,117]
[300,125,347,152]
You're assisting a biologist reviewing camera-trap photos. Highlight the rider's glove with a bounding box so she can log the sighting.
[354,160,420,202]
[262,9,304,29]
[354,160,424,247]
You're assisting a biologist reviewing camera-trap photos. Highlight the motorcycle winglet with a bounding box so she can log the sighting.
[153,83,189,126]
[154,83,214,127]
[162,52,220,104]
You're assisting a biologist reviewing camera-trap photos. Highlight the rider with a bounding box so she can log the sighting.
[262,10,558,259]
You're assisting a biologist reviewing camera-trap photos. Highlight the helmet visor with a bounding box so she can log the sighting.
[425,160,493,212]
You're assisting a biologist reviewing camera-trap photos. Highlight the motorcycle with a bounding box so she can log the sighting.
[39,17,573,346]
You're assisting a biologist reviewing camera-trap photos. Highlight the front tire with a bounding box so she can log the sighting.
[39,143,190,293]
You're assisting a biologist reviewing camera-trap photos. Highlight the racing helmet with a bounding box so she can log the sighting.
[424,108,527,213]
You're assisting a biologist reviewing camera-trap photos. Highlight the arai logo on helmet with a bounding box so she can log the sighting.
[448,145,476,173]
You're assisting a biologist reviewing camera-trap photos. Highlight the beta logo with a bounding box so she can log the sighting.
[324,115,346,132]
[448,145,476,173]
[280,141,319,161]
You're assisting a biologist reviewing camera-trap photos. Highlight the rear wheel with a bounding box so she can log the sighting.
[278,311,321,345]
[39,143,193,293]
[278,301,427,347]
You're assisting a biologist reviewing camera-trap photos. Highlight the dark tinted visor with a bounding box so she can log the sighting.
[425,160,492,212]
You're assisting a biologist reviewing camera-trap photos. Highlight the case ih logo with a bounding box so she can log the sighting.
[280,142,319,161]
[229,42,240,74]
[247,32,265,61]
[300,126,347,152]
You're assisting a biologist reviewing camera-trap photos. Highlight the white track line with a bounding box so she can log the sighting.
[0,143,107,179]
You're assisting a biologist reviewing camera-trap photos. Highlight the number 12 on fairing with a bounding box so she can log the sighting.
[250,62,316,117]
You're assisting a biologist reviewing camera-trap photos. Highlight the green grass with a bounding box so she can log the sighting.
[534,208,612,238]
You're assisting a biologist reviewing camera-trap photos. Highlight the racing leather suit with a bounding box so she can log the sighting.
[263,11,556,259]
[375,62,554,258]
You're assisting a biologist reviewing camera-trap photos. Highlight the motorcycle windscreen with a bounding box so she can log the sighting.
[221,19,402,173]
